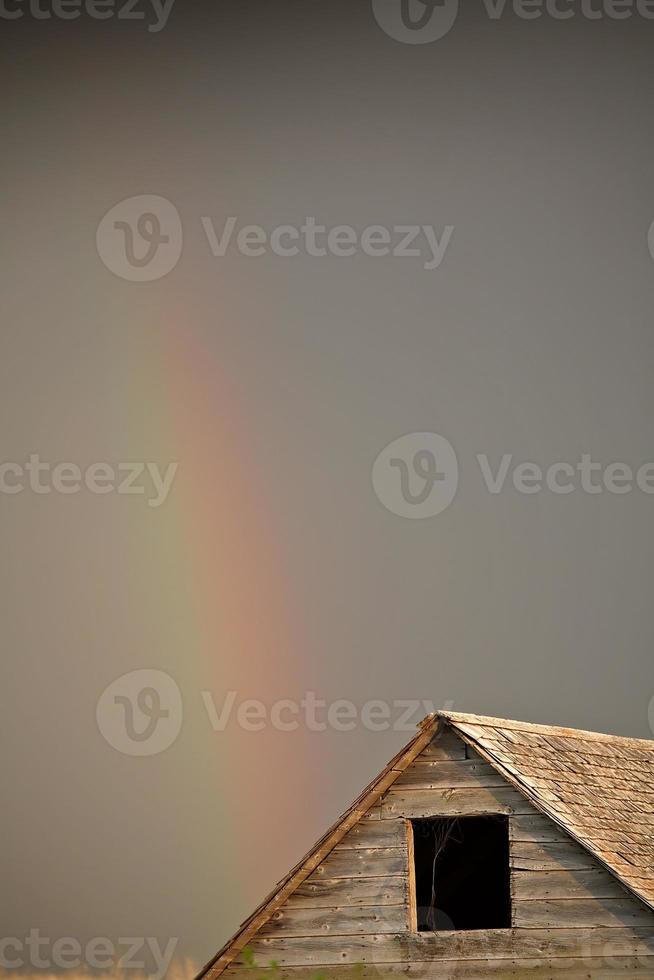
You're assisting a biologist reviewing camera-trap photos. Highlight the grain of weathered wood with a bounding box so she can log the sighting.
[289,876,406,909]
[513,898,654,929]
[335,819,406,849]
[439,711,654,744]
[512,868,629,901]
[244,926,654,966]
[509,813,571,843]
[394,759,507,789]
[417,731,467,761]
[406,820,417,933]
[510,839,597,871]
[228,957,654,979]
[310,848,407,879]
[258,905,407,938]
[381,786,534,819]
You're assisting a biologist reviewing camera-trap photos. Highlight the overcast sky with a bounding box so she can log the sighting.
[2,0,654,973]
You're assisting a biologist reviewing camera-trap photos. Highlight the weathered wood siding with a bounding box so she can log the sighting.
[226,730,654,978]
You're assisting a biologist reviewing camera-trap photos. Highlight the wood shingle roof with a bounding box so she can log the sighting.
[441,711,654,912]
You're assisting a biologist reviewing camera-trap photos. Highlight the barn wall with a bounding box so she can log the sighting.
[225,729,654,978]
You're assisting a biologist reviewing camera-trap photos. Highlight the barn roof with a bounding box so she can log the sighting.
[198,712,654,979]
[439,711,654,914]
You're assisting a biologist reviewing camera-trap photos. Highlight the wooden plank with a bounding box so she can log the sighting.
[257,905,407,938]
[310,847,407,879]
[511,840,598,871]
[382,786,534,819]
[441,711,654,746]
[229,957,654,978]
[510,813,571,843]
[290,876,406,909]
[244,927,654,966]
[513,898,654,929]
[336,819,406,849]
[416,731,466,761]
[512,868,629,901]
[406,820,417,933]
[394,759,507,790]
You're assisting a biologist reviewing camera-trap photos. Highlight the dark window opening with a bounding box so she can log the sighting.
[410,815,511,932]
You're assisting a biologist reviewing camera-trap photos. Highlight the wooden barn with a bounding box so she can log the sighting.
[198,711,654,979]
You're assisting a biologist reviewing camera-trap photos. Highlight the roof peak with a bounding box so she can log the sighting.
[434,709,653,746]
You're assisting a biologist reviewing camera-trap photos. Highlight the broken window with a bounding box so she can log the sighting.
[409,815,511,931]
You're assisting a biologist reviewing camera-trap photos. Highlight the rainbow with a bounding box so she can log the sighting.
[131,311,318,950]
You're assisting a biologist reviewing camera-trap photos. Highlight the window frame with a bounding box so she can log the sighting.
[405,814,513,934]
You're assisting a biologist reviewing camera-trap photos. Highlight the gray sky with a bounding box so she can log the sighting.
[2,0,654,974]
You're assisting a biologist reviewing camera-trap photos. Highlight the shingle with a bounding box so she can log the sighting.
[441,711,654,911]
